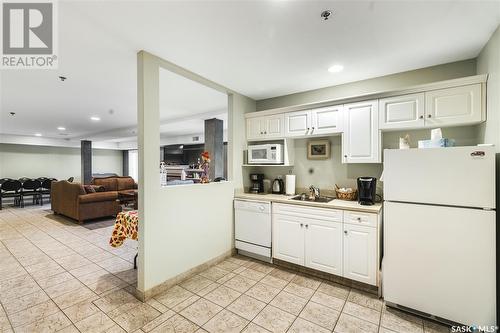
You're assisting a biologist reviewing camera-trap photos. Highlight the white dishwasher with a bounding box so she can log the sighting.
[234,199,272,261]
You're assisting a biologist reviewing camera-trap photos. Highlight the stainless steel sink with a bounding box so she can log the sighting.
[290,194,334,203]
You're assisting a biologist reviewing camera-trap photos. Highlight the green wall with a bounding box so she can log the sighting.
[257,59,477,111]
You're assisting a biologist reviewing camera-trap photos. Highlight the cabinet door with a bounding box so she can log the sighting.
[284,111,311,137]
[343,224,376,286]
[264,114,284,138]
[311,105,343,135]
[379,93,425,130]
[425,84,482,127]
[246,117,264,140]
[304,218,342,275]
[342,100,381,163]
[272,214,304,265]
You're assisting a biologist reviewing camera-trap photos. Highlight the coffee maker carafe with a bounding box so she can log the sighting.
[249,174,264,194]
[357,177,377,205]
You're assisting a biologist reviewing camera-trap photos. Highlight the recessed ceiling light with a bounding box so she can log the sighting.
[328,64,344,73]
[35,133,42,137]
[57,126,66,131]
[90,116,101,121]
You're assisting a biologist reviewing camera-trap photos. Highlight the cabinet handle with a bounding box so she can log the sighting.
[357,217,361,221]
[344,230,348,235]
[419,115,424,119]
[428,114,432,118]
[260,131,263,134]
[300,223,303,227]
[264,131,267,134]
[305,224,309,228]
[344,155,347,158]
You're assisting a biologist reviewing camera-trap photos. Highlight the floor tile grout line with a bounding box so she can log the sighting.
[0,206,135,333]
[3,208,93,332]
[0,300,14,332]
[8,205,137,290]
[0,227,76,331]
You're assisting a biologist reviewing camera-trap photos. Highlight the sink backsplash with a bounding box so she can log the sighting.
[245,137,383,194]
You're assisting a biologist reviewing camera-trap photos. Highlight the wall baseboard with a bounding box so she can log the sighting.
[131,250,233,301]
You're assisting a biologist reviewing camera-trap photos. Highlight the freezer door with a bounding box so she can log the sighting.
[383,146,495,208]
[383,201,496,326]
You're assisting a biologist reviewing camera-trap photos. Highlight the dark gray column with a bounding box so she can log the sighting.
[204,118,224,180]
[162,146,167,161]
[122,150,129,176]
[81,140,92,184]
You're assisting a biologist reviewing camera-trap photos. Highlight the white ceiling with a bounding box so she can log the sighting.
[1,0,499,143]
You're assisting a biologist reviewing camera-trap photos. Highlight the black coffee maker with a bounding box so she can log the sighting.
[357,177,377,205]
[250,174,264,193]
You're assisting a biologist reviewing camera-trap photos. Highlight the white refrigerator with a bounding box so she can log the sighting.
[383,146,496,326]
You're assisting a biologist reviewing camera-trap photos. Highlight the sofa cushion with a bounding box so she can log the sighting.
[78,185,87,195]
[93,178,118,191]
[79,191,118,203]
[93,185,106,192]
[117,177,135,191]
[83,185,96,193]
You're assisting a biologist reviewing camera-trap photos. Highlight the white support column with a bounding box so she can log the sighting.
[137,51,160,293]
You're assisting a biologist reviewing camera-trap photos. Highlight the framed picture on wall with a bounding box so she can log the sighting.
[307,140,330,160]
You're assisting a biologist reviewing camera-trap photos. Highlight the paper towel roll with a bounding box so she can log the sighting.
[285,175,296,195]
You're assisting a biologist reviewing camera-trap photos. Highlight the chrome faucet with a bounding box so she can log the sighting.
[309,185,320,200]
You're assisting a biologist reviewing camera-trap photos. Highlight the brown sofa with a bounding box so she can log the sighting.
[91,176,137,195]
[51,181,122,223]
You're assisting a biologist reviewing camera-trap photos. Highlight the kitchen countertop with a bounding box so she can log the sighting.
[234,192,382,213]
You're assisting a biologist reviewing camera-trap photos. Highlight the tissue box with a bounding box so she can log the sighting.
[418,138,455,148]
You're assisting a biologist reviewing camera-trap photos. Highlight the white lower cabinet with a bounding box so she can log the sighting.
[273,214,304,265]
[304,218,343,275]
[272,204,380,286]
[343,223,377,286]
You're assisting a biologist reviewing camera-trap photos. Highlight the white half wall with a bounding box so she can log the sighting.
[0,143,123,181]
[142,182,233,289]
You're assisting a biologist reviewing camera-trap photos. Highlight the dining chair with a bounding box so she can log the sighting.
[18,177,30,184]
[0,180,22,209]
[21,179,42,207]
[39,178,57,205]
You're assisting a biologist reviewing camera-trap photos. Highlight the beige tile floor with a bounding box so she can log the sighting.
[0,204,450,333]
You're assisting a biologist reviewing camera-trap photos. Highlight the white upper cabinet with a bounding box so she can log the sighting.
[247,76,485,141]
[379,93,424,130]
[246,114,284,141]
[284,110,311,137]
[311,105,343,135]
[342,100,381,164]
[425,84,482,127]
[246,117,265,140]
[265,114,285,137]
[284,106,343,138]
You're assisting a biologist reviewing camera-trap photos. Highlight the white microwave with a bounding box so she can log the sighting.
[248,144,284,164]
